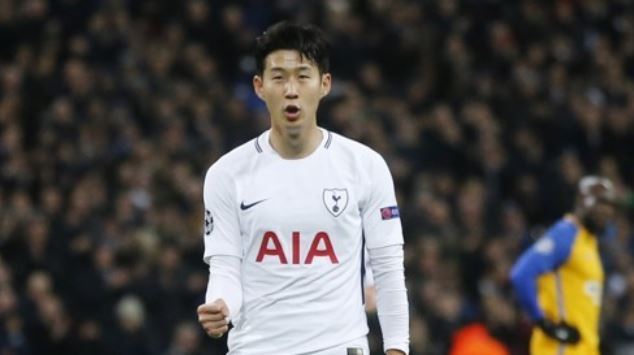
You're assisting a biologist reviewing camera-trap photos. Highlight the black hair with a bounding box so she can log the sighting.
[254,21,330,75]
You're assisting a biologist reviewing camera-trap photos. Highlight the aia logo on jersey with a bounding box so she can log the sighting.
[256,231,339,264]
[323,188,348,217]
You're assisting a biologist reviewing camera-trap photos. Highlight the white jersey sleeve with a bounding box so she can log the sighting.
[362,153,404,250]
[369,244,410,354]
[203,165,242,261]
[206,255,243,319]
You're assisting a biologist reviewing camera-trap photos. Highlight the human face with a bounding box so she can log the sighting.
[253,50,331,140]
[583,200,616,235]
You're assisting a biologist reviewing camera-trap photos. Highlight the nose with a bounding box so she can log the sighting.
[284,78,299,99]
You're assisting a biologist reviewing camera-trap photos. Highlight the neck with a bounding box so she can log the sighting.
[270,125,322,159]
[571,210,600,236]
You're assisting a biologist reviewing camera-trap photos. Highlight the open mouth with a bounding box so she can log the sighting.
[284,105,300,121]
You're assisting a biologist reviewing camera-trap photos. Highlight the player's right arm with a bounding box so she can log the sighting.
[198,298,230,338]
[198,164,243,338]
[509,220,580,343]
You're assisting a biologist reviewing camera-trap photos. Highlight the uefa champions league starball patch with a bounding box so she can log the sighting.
[204,209,214,235]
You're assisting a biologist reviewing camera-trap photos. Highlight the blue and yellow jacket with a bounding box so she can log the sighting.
[510,215,603,355]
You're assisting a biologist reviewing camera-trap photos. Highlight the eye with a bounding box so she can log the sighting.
[272,76,283,80]
[299,75,310,79]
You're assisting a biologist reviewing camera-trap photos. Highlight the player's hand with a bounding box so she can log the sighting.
[386,350,406,355]
[197,299,230,339]
[537,318,581,344]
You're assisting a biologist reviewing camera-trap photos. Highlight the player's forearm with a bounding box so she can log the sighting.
[206,255,243,319]
[368,244,410,355]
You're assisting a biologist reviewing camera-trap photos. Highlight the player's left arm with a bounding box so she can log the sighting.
[509,223,576,322]
[368,245,408,355]
[362,152,409,355]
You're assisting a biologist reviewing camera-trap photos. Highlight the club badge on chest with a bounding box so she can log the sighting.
[323,188,348,217]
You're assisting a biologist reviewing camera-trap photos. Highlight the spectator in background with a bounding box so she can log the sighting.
[449,322,509,355]
[109,295,156,355]
[165,321,204,355]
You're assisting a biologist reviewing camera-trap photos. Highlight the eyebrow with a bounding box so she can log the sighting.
[269,65,313,72]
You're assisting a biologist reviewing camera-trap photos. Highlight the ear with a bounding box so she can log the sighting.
[320,73,332,98]
[253,75,265,100]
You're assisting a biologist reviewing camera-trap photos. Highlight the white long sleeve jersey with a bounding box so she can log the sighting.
[203,128,408,354]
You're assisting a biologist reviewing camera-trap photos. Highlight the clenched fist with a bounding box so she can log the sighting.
[197,299,230,338]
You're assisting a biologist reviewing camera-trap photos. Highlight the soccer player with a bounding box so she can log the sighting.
[196,21,409,355]
[510,176,617,355]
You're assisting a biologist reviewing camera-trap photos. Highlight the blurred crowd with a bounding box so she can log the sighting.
[1,0,634,354]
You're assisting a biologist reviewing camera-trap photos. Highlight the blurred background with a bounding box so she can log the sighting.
[1,0,634,354]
